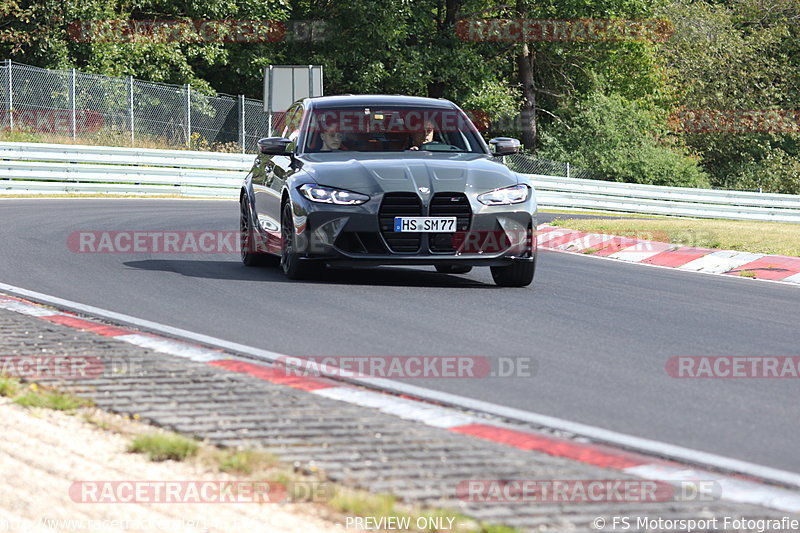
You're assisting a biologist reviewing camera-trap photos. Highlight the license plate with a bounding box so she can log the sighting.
[394,217,456,232]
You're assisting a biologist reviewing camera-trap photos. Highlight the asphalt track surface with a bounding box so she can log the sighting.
[1,199,798,473]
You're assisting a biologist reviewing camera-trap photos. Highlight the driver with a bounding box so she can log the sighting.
[409,119,437,150]
[320,120,344,151]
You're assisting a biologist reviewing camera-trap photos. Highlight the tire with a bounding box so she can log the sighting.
[435,265,473,274]
[280,202,323,280]
[240,200,277,267]
[490,255,536,287]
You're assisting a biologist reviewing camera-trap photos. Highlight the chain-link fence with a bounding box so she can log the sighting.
[505,152,596,179]
[1,60,602,175]
[0,60,273,153]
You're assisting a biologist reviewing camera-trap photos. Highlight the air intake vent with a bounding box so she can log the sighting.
[379,193,422,253]
[429,193,471,252]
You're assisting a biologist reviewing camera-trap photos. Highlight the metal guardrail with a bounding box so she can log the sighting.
[1,141,800,222]
[526,173,800,222]
[0,142,247,197]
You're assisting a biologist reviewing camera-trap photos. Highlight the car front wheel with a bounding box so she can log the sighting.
[490,255,536,287]
[280,202,323,280]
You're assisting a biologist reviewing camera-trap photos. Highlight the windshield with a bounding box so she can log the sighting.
[304,106,486,153]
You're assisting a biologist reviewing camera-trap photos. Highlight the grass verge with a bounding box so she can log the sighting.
[4,377,520,532]
[0,378,92,410]
[548,217,800,257]
[128,432,199,462]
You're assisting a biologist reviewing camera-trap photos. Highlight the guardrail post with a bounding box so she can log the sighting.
[128,76,134,147]
[239,95,245,154]
[70,68,76,139]
[185,83,191,148]
[6,60,13,130]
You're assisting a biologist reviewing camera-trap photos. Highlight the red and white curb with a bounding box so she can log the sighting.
[537,224,800,285]
[1,289,799,513]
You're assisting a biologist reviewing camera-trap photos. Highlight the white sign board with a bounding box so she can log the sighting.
[263,65,323,113]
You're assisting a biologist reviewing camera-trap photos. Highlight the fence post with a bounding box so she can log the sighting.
[6,60,13,130]
[185,84,191,148]
[566,162,570,178]
[70,68,76,139]
[239,95,246,154]
[266,65,273,137]
[128,76,134,147]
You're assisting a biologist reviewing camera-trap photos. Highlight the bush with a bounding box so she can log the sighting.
[539,92,709,188]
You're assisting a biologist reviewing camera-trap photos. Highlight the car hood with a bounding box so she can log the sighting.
[297,152,519,195]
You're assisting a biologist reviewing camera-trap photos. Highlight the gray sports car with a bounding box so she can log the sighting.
[239,95,537,286]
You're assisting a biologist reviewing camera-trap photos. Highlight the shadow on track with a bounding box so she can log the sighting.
[122,259,497,288]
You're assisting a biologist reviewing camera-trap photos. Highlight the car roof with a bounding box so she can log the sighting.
[304,94,458,110]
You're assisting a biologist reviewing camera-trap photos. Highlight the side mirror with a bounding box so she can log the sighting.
[257,137,293,155]
[488,137,520,156]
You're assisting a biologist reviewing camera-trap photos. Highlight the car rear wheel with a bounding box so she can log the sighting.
[240,200,276,267]
[490,255,536,287]
[280,202,323,280]
[435,265,473,274]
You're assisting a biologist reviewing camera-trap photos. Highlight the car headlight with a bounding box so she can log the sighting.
[299,184,370,205]
[477,184,530,205]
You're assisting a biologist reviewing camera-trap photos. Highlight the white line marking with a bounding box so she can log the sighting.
[314,387,478,428]
[0,299,65,317]
[118,334,227,362]
[679,250,766,274]
[784,272,800,284]
[2,281,800,500]
[626,464,800,512]
[607,242,678,262]
[539,247,800,288]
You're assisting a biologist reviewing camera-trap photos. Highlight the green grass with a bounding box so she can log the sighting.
[0,193,229,199]
[218,449,277,474]
[1,377,91,410]
[13,389,92,410]
[549,217,800,257]
[541,208,671,219]
[0,128,244,153]
[0,377,20,397]
[128,432,199,462]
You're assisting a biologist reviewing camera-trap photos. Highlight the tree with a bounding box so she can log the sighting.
[539,92,709,187]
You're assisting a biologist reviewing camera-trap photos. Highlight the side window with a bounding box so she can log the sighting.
[282,105,304,142]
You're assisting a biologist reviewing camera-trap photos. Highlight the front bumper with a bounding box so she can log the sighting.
[286,188,537,267]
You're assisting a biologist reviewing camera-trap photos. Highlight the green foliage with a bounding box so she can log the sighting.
[13,388,93,410]
[128,432,199,462]
[656,0,800,192]
[539,92,709,187]
[0,377,20,397]
[3,0,799,191]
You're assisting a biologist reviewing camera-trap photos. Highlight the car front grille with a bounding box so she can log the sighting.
[379,192,423,253]
[429,193,472,252]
